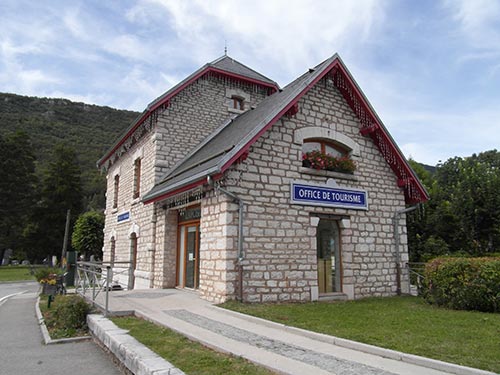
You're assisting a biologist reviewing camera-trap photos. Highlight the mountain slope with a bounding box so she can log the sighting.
[0,92,140,208]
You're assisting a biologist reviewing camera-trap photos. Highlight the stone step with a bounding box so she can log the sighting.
[318,292,348,301]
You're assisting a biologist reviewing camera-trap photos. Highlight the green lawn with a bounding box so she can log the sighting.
[0,266,35,281]
[221,296,500,373]
[112,316,276,375]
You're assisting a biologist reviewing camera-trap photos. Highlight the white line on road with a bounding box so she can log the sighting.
[0,291,27,307]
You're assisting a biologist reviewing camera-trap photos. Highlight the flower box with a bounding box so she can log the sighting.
[302,150,356,174]
[42,284,57,295]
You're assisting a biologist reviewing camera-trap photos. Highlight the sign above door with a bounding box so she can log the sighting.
[291,181,368,210]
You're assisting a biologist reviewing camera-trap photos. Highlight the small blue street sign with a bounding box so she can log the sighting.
[117,211,130,223]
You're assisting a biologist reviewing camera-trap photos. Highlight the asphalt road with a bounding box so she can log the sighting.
[0,280,39,300]
[0,282,123,375]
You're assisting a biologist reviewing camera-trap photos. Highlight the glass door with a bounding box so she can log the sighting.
[184,225,199,288]
[317,220,341,294]
[177,222,200,289]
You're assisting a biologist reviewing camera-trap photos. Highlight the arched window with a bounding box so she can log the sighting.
[232,96,244,111]
[133,158,141,199]
[110,236,115,267]
[113,174,119,209]
[302,139,348,158]
[130,233,137,269]
[302,139,356,173]
[129,232,138,289]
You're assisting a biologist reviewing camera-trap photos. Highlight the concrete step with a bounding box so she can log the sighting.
[318,292,348,301]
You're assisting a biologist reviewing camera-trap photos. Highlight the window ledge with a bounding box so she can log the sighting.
[111,208,118,214]
[299,167,359,181]
[228,108,245,115]
[131,197,141,206]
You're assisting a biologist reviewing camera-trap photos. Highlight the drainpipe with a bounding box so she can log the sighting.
[149,205,157,289]
[207,176,245,301]
[393,205,418,295]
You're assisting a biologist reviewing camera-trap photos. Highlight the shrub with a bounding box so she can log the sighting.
[422,257,500,312]
[50,295,91,333]
[34,267,63,282]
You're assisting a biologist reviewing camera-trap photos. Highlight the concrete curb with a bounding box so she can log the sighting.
[87,314,185,375]
[35,296,91,345]
[212,305,497,375]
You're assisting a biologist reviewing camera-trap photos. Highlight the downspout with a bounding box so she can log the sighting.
[393,205,418,296]
[207,176,245,301]
[149,205,157,288]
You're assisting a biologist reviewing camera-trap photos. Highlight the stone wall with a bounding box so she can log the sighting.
[102,131,156,289]
[102,73,269,289]
[153,75,269,180]
[219,76,409,302]
[199,191,239,303]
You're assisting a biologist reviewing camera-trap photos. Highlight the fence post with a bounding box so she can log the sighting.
[92,264,96,301]
[105,266,111,317]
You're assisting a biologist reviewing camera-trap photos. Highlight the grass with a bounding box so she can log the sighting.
[39,294,90,339]
[220,296,500,373]
[112,316,276,375]
[0,265,35,281]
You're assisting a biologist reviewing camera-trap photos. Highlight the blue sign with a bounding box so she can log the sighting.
[117,211,130,223]
[291,182,368,210]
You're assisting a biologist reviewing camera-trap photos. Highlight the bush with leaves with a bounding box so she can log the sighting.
[422,257,500,312]
[71,211,104,260]
[43,295,91,338]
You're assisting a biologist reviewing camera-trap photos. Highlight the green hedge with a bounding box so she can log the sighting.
[422,257,500,313]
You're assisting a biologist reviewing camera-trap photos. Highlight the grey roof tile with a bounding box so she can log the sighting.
[98,55,278,167]
[142,55,338,202]
[210,55,277,85]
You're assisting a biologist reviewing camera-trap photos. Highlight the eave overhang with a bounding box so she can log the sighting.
[97,67,279,169]
[143,55,429,205]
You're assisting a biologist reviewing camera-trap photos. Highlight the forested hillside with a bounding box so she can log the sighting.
[0,92,140,208]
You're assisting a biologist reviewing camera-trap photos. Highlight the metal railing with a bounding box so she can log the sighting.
[406,262,427,294]
[75,260,131,316]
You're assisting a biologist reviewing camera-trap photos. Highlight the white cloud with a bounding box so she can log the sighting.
[147,0,386,82]
[443,0,500,50]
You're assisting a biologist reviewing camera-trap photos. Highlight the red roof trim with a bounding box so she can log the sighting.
[142,179,206,205]
[221,60,341,175]
[98,67,279,168]
[333,63,429,203]
[208,67,278,93]
[220,58,429,203]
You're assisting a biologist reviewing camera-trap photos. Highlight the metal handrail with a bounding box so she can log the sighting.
[75,260,131,316]
[406,262,427,292]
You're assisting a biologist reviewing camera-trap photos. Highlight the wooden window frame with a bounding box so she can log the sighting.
[303,139,348,156]
[133,158,141,199]
[232,96,244,111]
[110,236,115,267]
[113,174,119,209]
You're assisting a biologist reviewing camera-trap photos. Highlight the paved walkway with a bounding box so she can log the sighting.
[92,288,478,375]
[0,288,122,375]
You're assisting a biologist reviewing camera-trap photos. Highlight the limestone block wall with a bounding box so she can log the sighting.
[102,73,269,289]
[220,76,409,302]
[199,191,239,303]
[102,132,156,288]
[153,75,269,181]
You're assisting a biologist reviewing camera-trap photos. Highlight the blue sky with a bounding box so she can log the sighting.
[1,0,499,165]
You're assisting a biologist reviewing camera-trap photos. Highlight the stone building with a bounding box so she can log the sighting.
[98,53,428,303]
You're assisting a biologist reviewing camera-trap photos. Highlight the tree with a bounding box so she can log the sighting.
[407,150,500,262]
[0,131,37,261]
[22,143,84,262]
[71,211,104,260]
